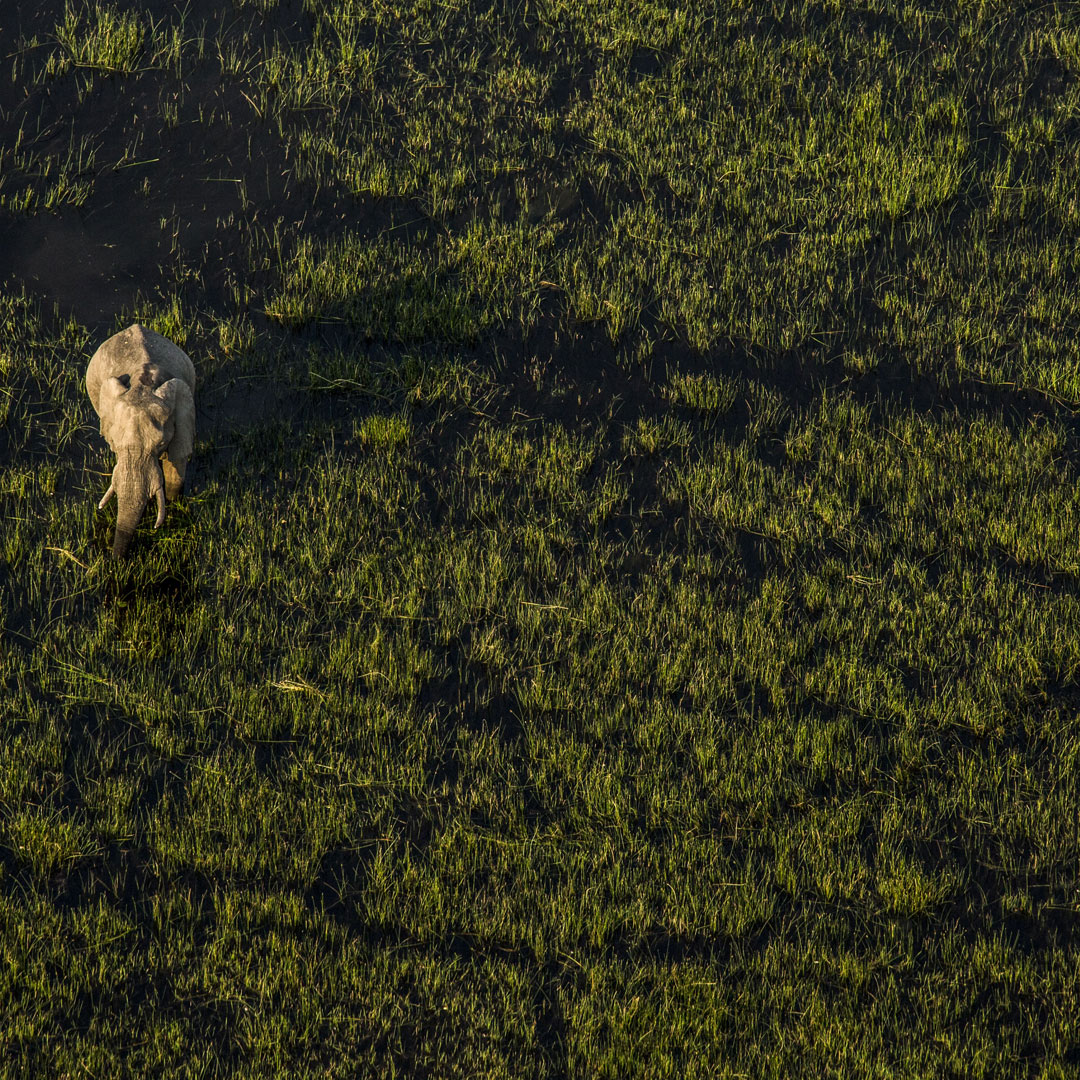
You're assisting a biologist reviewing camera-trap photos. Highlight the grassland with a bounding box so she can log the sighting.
[3,0,1080,1075]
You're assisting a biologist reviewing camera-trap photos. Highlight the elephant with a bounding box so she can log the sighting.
[86,323,196,557]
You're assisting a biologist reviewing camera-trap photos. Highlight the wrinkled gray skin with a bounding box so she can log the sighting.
[86,324,196,557]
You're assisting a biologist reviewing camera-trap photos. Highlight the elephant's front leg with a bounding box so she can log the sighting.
[161,453,186,501]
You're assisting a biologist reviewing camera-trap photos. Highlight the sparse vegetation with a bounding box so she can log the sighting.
[55,1,146,75]
[2,0,1080,1076]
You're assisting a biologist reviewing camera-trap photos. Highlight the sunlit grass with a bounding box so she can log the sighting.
[4,0,1080,1075]
[55,1,146,74]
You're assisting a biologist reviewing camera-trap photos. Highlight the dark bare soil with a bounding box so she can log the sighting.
[0,1,342,322]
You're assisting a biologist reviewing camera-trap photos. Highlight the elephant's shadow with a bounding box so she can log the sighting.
[92,515,200,614]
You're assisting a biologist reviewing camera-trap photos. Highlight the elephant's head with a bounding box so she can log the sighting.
[98,376,189,557]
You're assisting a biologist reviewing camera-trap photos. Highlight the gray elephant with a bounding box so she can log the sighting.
[86,323,196,557]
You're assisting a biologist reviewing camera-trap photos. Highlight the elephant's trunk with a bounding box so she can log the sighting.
[112,488,145,558]
[110,453,165,558]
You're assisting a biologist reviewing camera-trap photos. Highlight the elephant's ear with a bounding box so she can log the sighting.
[154,379,195,463]
[101,376,129,405]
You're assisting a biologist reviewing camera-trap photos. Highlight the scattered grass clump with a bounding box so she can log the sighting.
[663,371,739,415]
[620,415,691,457]
[353,411,410,452]
[54,1,146,75]
[0,133,100,213]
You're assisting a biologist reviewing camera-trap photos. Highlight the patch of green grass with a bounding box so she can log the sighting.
[307,344,499,410]
[662,370,739,415]
[266,217,555,341]
[54,1,146,75]
[353,411,411,452]
[621,415,692,457]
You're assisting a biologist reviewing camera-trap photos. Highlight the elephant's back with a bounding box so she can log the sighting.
[86,324,196,415]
